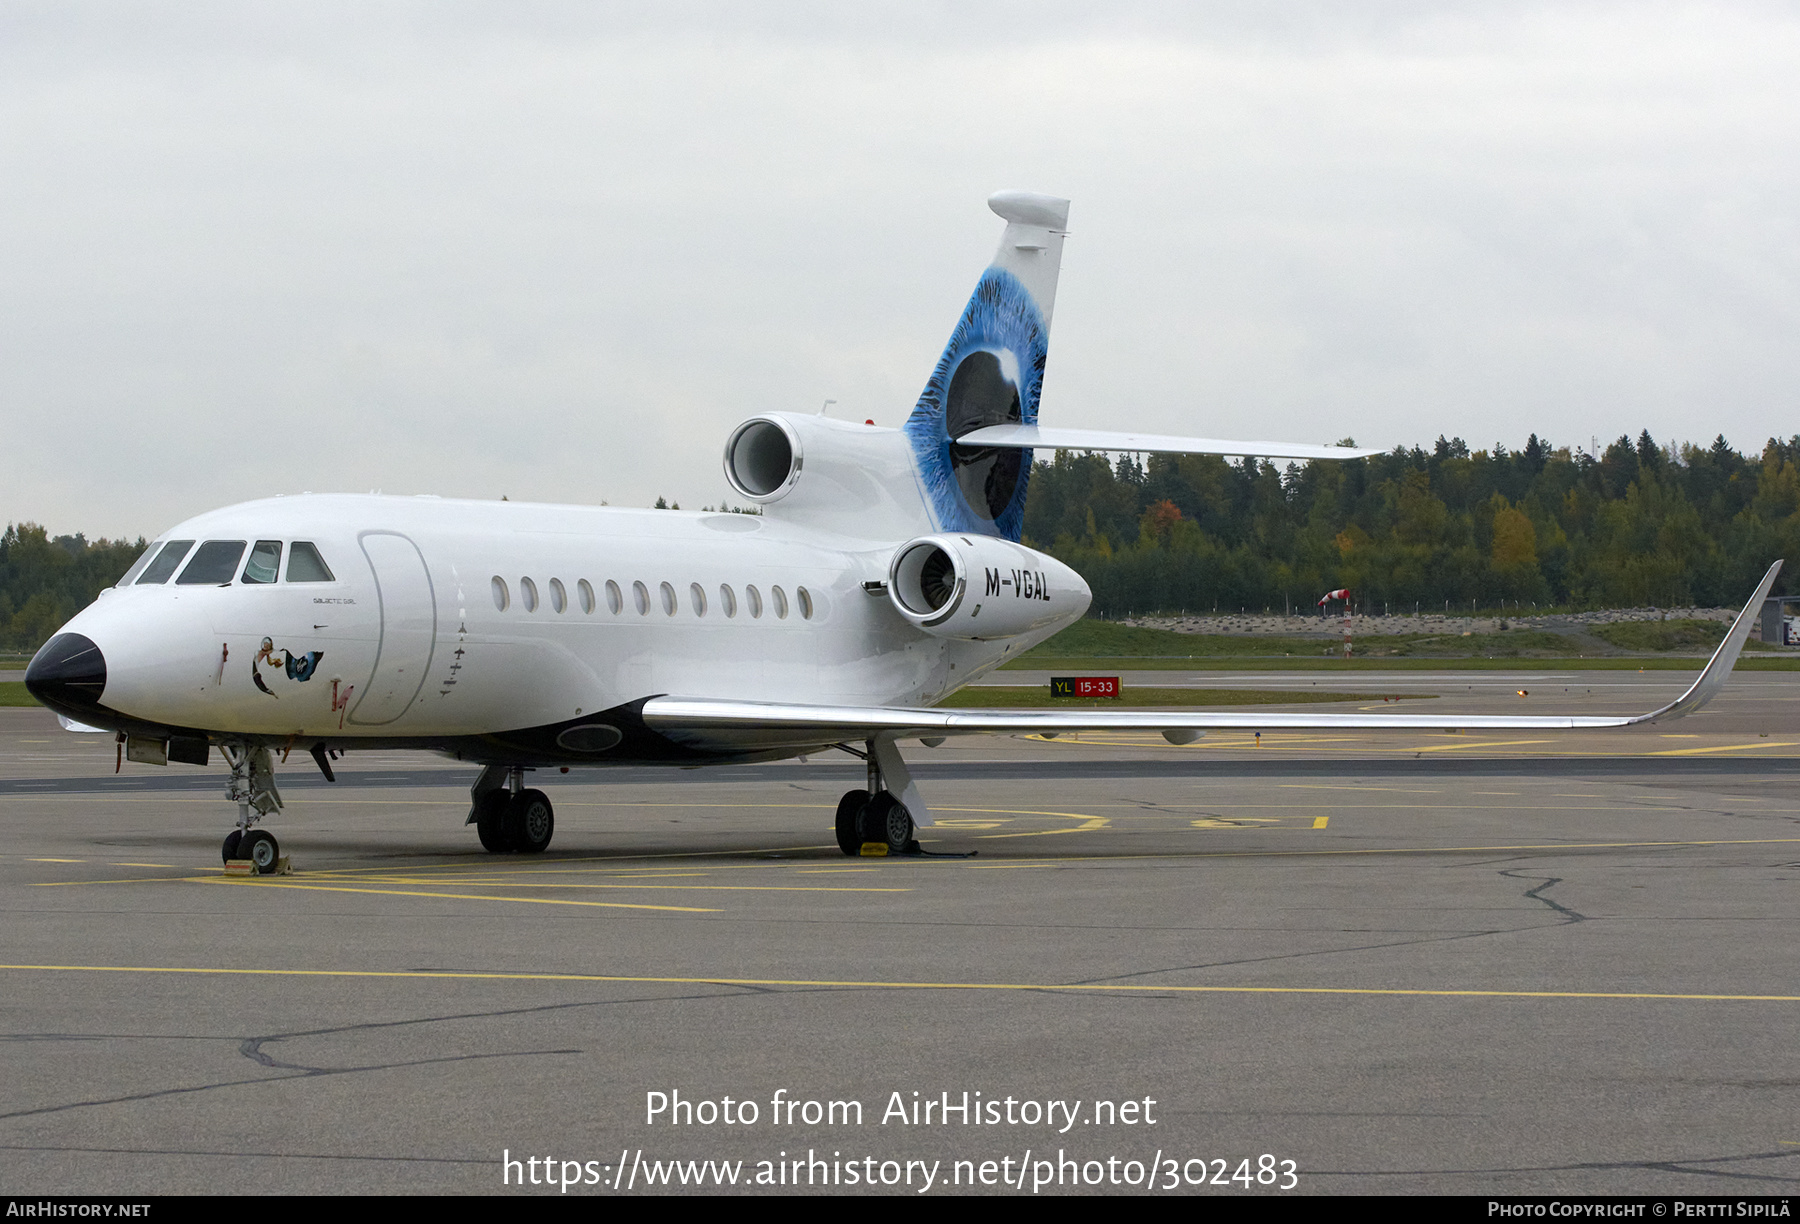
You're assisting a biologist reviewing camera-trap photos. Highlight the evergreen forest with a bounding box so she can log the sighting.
[1021,432,1800,618]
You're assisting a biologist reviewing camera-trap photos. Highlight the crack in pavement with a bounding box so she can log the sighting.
[1500,868,1589,922]
[0,988,741,1123]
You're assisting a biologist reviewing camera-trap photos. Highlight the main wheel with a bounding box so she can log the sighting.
[862,792,914,855]
[221,829,243,863]
[507,789,555,854]
[834,789,871,857]
[474,790,513,852]
[241,829,280,875]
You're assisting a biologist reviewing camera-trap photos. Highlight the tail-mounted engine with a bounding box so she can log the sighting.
[887,534,1089,641]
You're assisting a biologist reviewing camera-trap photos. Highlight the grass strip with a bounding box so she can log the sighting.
[0,683,41,708]
[940,686,1431,708]
[1004,655,1800,672]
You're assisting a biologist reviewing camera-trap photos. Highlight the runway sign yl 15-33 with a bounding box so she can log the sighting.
[1051,676,1120,698]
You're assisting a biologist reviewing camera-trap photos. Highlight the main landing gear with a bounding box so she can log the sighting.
[834,735,927,857]
[220,742,285,873]
[468,765,555,854]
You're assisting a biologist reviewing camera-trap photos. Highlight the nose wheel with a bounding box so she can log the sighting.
[221,828,281,874]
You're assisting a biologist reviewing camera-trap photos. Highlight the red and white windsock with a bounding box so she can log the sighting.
[1317,588,1350,606]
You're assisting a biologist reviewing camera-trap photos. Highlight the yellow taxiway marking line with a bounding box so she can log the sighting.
[0,962,1794,1003]
[1313,816,1329,829]
[977,813,1111,838]
[273,847,841,876]
[28,858,84,863]
[1651,741,1800,756]
[947,836,1800,869]
[195,878,719,912]
[1278,784,1440,793]
[1408,740,1554,753]
[111,863,179,869]
[301,878,909,894]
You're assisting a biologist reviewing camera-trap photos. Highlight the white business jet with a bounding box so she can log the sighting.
[24,192,1782,872]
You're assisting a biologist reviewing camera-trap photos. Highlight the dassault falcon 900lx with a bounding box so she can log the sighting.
[24,192,1783,872]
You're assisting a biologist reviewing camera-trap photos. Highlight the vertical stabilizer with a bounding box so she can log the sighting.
[903,191,1070,542]
[985,190,1071,329]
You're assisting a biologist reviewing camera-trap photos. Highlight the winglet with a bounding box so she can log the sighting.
[1640,559,1783,723]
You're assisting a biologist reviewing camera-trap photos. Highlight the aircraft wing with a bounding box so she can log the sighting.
[953,424,1384,461]
[643,560,1781,744]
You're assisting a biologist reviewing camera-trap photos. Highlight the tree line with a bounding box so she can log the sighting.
[1020,432,1800,617]
[0,524,146,653]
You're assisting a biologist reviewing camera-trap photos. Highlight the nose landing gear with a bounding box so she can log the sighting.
[220,743,285,873]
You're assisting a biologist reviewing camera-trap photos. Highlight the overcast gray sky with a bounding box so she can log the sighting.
[4,2,1797,541]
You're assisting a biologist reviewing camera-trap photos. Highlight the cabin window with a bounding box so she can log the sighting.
[578,579,596,614]
[632,581,650,615]
[690,583,707,617]
[746,584,763,618]
[606,580,624,615]
[117,543,161,587]
[771,585,789,619]
[549,578,567,614]
[136,540,194,585]
[797,586,814,620]
[491,576,510,611]
[241,540,282,585]
[176,541,247,585]
[660,581,677,616]
[286,542,335,582]
[719,584,737,618]
[520,577,539,612]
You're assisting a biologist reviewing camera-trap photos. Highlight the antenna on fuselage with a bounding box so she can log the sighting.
[819,399,836,416]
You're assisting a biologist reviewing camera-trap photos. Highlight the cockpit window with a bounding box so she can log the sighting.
[241,540,282,585]
[116,543,161,587]
[175,540,247,585]
[286,542,335,583]
[136,540,195,585]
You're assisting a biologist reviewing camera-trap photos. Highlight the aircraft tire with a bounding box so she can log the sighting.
[509,789,555,854]
[475,791,514,853]
[221,830,242,863]
[834,789,870,856]
[242,829,280,875]
[863,792,914,854]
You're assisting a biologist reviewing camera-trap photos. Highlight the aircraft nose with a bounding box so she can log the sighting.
[25,633,107,709]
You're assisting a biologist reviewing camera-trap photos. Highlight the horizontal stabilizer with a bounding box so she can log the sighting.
[954,424,1383,461]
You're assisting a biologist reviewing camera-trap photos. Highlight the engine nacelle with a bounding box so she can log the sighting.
[887,534,1090,640]
[720,413,934,542]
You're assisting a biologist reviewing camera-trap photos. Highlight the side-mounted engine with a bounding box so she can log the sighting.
[886,534,1090,640]
[721,413,937,542]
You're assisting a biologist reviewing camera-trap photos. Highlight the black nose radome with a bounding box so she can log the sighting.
[25,633,107,709]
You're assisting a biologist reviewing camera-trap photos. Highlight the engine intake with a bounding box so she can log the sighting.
[886,534,1089,640]
[723,417,802,502]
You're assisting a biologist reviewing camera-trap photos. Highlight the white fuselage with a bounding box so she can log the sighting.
[59,487,1088,760]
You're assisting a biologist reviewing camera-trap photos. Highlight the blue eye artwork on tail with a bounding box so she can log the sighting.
[903,266,1047,543]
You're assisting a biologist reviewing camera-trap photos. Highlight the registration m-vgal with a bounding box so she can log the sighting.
[24,192,1783,871]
